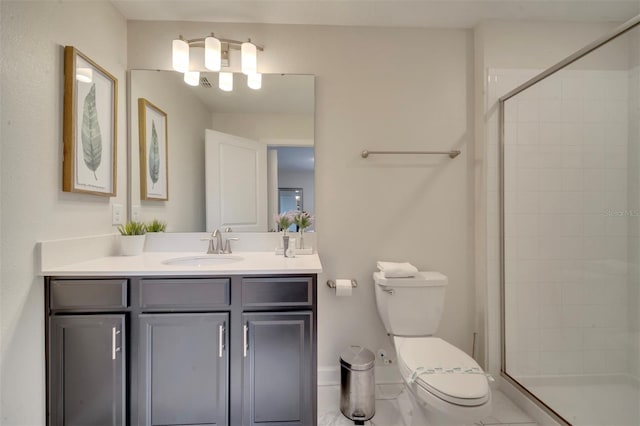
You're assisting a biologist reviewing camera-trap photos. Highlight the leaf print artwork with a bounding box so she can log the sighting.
[148,120,160,188]
[81,83,102,180]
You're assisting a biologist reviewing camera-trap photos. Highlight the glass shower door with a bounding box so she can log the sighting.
[501,23,640,426]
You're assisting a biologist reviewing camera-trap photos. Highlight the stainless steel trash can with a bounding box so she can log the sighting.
[340,346,375,425]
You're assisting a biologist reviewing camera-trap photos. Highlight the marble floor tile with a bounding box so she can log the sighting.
[480,391,536,425]
[318,384,537,426]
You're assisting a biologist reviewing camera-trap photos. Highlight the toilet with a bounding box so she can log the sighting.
[374,271,492,425]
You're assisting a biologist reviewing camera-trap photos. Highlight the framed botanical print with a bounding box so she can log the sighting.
[62,46,117,196]
[138,98,168,201]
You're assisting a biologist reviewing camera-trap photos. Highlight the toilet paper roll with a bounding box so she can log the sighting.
[335,279,352,297]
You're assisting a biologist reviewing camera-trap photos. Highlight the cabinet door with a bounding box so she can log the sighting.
[243,312,313,426]
[49,315,125,426]
[138,313,229,426]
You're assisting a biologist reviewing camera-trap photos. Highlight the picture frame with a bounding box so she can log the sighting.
[138,98,168,201]
[62,46,117,196]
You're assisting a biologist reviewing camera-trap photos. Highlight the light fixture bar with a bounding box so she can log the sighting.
[181,36,264,51]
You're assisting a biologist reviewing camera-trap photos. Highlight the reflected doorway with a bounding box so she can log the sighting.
[278,188,302,232]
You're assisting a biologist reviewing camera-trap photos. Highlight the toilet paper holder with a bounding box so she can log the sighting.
[326,279,358,288]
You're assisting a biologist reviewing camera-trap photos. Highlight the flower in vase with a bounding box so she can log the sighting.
[274,212,295,231]
[293,211,314,231]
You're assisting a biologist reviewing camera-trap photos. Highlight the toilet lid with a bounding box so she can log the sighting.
[394,337,489,407]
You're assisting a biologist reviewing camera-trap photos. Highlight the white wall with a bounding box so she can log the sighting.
[0,1,127,423]
[211,112,313,142]
[130,71,210,231]
[128,21,476,372]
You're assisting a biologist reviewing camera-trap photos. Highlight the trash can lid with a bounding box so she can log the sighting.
[340,345,375,370]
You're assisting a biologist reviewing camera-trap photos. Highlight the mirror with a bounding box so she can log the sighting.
[129,70,314,232]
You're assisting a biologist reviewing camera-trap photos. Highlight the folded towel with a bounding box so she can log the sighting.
[376,261,418,278]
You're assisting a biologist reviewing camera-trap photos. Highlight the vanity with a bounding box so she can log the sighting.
[43,250,322,426]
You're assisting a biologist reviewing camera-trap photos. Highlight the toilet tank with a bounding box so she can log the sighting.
[374,271,447,336]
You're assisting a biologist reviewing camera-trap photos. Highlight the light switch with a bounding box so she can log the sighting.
[112,203,123,225]
[131,205,141,222]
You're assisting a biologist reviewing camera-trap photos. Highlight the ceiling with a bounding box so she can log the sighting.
[111,0,639,28]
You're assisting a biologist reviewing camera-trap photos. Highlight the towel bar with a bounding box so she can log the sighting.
[361,150,461,159]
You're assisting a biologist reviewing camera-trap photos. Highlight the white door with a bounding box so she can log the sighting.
[205,130,267,232]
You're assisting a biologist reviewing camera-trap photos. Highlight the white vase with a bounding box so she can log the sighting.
[120,235,146,256]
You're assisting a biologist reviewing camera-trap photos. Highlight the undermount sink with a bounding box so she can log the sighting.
[162,254,243,267]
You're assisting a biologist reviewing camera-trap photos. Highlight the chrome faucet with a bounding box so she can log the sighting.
[206,229,223,254]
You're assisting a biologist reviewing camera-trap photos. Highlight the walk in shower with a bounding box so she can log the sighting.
[499,16,640,425]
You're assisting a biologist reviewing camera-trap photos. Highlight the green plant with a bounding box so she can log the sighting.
[117,221,146,236]
[274,212,295,231]
[293,211,313,231]
[146,219,167,232]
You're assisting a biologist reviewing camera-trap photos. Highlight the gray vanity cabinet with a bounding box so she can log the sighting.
[137,313,229,426]
[45,274,317,426]
[242,312,313,426]
[49,315,126,426]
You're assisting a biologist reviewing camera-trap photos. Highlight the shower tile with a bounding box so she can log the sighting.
[517,124,540,146]
[582,125,607,146]
[562,77,585,101]
[539,328,583,352]
[560,101,584,123]
[583,350,627,374]
[518,99,539,123]
[538,169,562,192]
[560,283,584,305]
[560,122,584,144]
[538,100,562,123]
[539,283,562,305]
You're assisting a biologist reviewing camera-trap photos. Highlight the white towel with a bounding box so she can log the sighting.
[376,261,418,278]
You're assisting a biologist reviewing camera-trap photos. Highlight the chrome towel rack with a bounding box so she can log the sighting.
[361,150,461,159]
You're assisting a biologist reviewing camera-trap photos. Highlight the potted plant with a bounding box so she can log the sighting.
[293,211,313,249]
[117,221,146,256]
[146,219,167,233]
[274,212,294,234]
[274,212,295,252]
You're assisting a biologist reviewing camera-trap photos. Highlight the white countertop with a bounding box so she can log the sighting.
[41,251,323,277]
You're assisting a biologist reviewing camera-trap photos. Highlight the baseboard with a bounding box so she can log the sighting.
[318,364,402,386]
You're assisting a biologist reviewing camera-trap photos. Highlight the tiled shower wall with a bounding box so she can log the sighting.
[492,68,633,377]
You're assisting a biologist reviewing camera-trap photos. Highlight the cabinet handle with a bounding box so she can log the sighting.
[243,324,248,357]
[111,327,121,360]
[218,324,225,358]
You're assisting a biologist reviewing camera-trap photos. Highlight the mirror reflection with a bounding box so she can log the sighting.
[129,71,315,232]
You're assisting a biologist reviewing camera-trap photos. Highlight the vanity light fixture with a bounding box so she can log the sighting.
[247,72,262,90]
[172,33,264,91]
[184,71,200,87]
[219,72,233,92]
[172,38,190,73]
[241,41,257,75]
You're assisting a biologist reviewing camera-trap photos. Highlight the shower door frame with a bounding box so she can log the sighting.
[498,14,640,425]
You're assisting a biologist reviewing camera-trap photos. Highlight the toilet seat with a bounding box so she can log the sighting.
[394,337,490,407]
